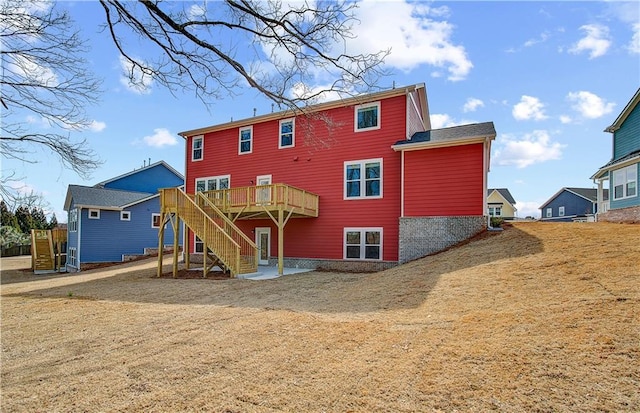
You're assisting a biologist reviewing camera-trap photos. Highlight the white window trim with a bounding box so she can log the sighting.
[239,126,253,155]
[279,118,295,149]
[152,213,161,228]
[68,247,77,267]
[344,158,383,200]
[343,227,383,261]
[558,206,565,217]
[120,211,131,221]
[69,209,78,232]
[192,135,204,161]
[612,164,637,200]
[195,175,231,192]
[88,209,100,219]
[354,101,381,132]
[546,208,552,218]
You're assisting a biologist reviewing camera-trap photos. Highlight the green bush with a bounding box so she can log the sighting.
[490,217,505,228]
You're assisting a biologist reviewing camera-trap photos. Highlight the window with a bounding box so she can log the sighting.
[152,213,161,228]
[613,164,637,200]
[546,208,552,218]
[355,102,380,132]
[192,136,203,161]
[194,235,212,254]
[88,209,100,219]
[195,175,230,192]
[69,209,78,232]
[344,159,382,199]
[344,228,382,260]
[558,206,565,217]
[279,118,295,148]
[488,206,502,217]
[239,126,253,154]
[68,247,77,267]
[120,211,131,221]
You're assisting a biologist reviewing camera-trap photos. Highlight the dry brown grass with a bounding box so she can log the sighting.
[1,221,638,412]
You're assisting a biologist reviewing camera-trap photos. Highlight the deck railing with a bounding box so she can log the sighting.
[201,183,319,217]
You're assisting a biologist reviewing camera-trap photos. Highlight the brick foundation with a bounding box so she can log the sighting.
[597,205,640,223]
[399,216,487,263]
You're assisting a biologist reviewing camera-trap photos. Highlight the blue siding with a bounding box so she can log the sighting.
[78,197,182,263]
[613,103,640,160]
[542,190,594,221]
[104,164,183,193]
[609,161,640,209]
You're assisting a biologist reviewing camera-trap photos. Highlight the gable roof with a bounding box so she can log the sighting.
[96,160,183,188]
[64,185,155,211]
[488,188,516,205]
[604,88,640,133]
[539,187,609,209]
[392,122,496,151]
[591,149,640,180]
[179,83,428,138]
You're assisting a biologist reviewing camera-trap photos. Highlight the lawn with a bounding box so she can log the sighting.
[1,222,638,412]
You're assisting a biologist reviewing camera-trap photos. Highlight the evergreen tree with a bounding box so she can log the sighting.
[30,207,48,230]
[1,201,19,230]
[14,206,33,234]
[49,213,59,230]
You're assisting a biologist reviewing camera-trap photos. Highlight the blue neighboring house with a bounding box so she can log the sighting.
[539,187,608,222]
[63,161,184,271]
[591,88,640,223]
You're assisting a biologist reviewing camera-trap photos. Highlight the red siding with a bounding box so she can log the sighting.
[404,143,485,216]
[185,95,408,261]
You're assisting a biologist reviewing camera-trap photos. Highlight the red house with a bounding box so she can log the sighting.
[158,83,495,276]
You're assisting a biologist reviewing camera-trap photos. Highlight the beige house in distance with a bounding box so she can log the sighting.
[487,188,517,219]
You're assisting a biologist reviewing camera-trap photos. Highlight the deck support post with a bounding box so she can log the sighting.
[278,208,284,276]
[184,224,190,270]
[157,211,165,277]
[171,214,180,278]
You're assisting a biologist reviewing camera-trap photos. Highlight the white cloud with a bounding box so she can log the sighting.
[188,4,206,19]
[463,98,484,113]
[629,23,640,54]
[524,31,550,48]
[512,96,547,121]
[346,1,473,81]
[119,55,153,95]
[87,120,106,132]
[515,200,543,218]
[566,91,615,119]
[6,54,58,88]
[559,115,572,124]
[493,130,565,168]
[141,128,178,148]
[569,24,611,59]
[430,114,457,129]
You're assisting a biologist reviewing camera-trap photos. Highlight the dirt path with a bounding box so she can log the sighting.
[1,222,638,412]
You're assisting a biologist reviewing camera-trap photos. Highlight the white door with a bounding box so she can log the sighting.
[255,227,271,265]
[256,174,272,204]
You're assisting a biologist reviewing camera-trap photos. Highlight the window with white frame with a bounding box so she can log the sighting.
[559,206,565,217]
[488,206,502,217]
[354,102,380,132]
[195,175,230,192]
[152,213,161,228]
[120,211,131,221]
[69,209,78,232]
[194,235,213,254]
[279,118,295,148]
[613,164,637,200]
[68,247,77,267]
[192,136,203,161]
[344,159,382,199]
[88,209,100,219]
[239,126,253,154]
[344,228,382,260]
[546,208,552,218]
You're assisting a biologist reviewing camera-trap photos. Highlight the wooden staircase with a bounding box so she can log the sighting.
[159,188,257,277]
[31,229,55,273]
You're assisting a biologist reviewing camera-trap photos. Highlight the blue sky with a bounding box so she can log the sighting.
[3,0,639,221]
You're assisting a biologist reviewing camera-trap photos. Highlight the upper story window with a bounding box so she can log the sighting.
[120,211,131,221]
[69,209,78,232]
[355,102,381,132]
[196,175,230,192]
[239,126,253,154]
[279,118,295,148]
[344,159,382,199]
[192,136,203,161]
[613,164,637,200]
[88,209,100,219]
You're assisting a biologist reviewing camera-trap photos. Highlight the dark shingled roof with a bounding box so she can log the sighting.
[566,187,609,202]
[488,188,516,205]
[394,122,496,147]
[67,185,154,209]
